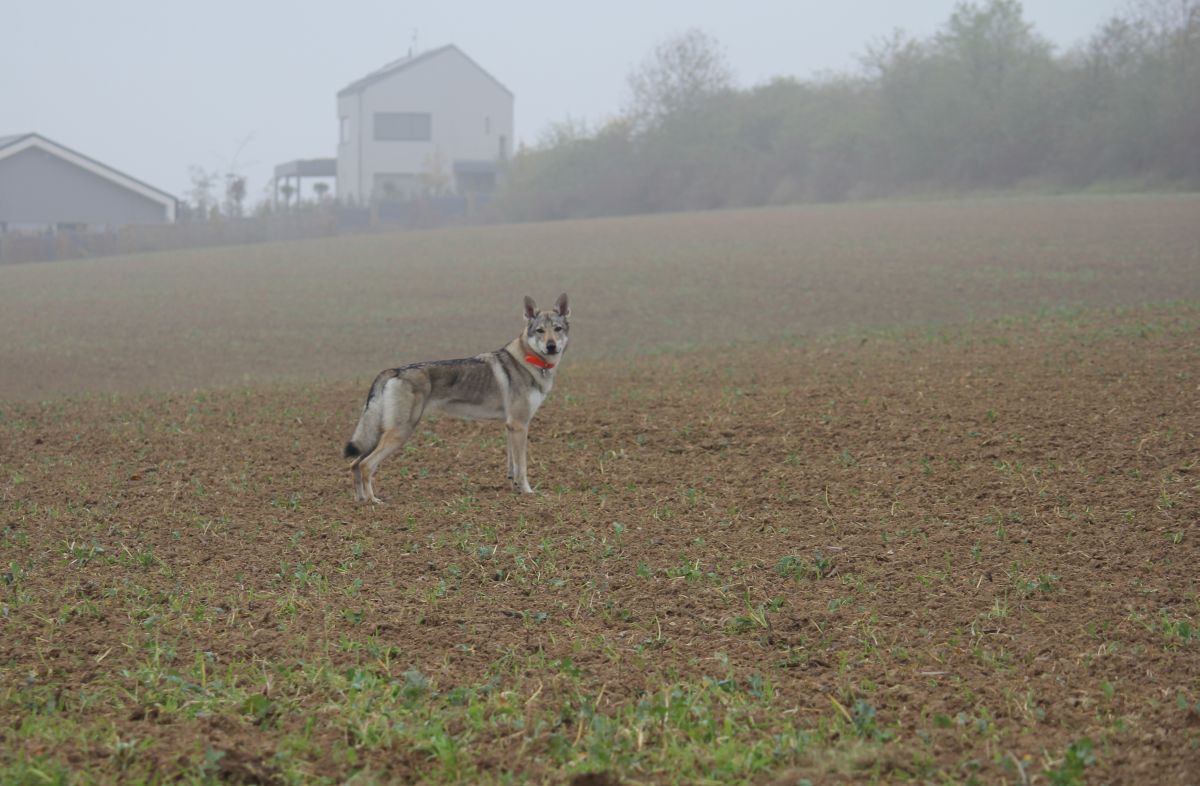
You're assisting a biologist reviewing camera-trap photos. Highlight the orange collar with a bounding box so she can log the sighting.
[525,353,555,369]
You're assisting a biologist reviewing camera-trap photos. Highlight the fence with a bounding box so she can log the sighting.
[0,196,493,265]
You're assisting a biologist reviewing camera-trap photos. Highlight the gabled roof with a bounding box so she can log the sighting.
[337,44,513,98]
[0,133,177,215]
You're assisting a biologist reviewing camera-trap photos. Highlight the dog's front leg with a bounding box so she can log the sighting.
[506,427,516,483]
[506,419,533,493]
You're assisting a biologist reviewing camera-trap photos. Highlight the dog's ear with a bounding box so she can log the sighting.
[555,292,570,318]
[523,295,537,320]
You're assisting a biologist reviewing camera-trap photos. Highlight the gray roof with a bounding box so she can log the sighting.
[0,133,34,150]
[337,44,513,98]
[274,158,337,178]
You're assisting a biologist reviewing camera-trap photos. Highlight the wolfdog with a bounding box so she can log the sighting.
[344,293,570,501]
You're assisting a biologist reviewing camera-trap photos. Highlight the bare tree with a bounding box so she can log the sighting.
[217,132,254,217]
[625,28,734,131]
[224,174,247,218]
[187,165,219,220]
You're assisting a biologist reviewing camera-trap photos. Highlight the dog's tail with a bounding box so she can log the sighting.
[344,372,391,461]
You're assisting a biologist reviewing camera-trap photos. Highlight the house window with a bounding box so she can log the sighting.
[374,112,432,141]
[340,116,350,144]
[498,135,508,160]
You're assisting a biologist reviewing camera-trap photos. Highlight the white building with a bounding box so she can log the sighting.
[336,45,514,204]
[0,133,176,230]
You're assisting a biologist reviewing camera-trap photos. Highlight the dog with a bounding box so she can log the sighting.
[344,293,570,501]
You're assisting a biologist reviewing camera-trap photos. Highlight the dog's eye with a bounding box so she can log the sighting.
[535,328,545,334]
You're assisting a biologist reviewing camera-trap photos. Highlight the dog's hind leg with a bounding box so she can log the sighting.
[351,458,367,502]
[359,385,426,504]
[360,425,414,504]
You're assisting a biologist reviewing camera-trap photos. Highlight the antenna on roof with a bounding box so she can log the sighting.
[409,28,419,57]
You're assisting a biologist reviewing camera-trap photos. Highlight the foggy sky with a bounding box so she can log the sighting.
[6,0,1123,203]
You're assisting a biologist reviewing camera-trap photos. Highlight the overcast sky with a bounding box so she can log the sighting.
[6,0,1124,203]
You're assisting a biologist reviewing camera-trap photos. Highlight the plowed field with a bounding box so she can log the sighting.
[1,197,1198,784]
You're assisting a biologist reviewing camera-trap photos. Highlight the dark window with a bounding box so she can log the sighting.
[374,112,432,141]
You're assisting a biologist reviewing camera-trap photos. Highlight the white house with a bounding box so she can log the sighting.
[0,133,176,231]
[336,45,514,204]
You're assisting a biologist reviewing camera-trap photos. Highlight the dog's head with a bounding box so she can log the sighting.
[523,293,570,358]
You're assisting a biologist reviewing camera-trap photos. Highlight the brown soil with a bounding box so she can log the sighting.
[1,307,1197,783]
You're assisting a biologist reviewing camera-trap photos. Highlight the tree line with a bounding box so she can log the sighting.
[497,0,1200,221]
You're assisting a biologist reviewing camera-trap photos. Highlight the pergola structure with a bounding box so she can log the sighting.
[272,158,336,208]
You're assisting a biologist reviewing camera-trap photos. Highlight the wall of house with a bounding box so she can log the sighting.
[0,147,172,227]
[336,92,362,204]
[337,48,514,204]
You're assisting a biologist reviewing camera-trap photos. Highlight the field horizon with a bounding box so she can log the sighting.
[1,193,1198,400]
